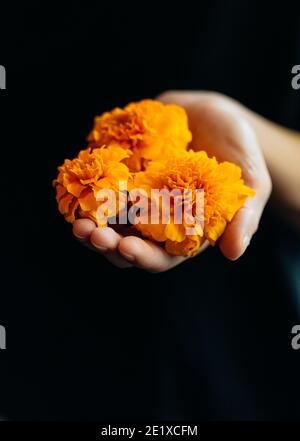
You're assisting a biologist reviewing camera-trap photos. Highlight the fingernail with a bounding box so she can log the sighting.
[74,233,87,240]
[242,235,251,252]
[121,252,135,262]
[93,244,108,252]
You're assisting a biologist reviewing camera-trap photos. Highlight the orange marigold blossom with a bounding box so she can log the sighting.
[87,99,192,172]
[53,145,132,226]
[132,149,256,257]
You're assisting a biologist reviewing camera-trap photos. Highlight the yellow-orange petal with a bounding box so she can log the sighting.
[58,193,74,215]
[164,220,186,242]
[165,235,203,257]
[78,190,98,212]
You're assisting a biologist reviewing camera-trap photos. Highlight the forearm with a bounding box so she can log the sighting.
[239,104,300,222]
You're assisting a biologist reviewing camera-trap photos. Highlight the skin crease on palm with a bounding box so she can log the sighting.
[72,91,272,273]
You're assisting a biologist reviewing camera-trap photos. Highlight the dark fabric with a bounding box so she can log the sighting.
[1,1,300,420]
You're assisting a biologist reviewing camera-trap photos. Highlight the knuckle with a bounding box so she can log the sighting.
[199,92,231,112]
[157,90,179,102]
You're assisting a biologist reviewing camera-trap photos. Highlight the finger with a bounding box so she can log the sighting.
[74,221,133,268]
[104,251,134,269]
[90,226,122,252]
[73,218,97,240]
[118,236,187,272]
[89,227,133,268]
[73,219,99,253]
[219,181,271,260]
[218,124,272,260]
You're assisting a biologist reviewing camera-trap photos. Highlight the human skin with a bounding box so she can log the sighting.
[72,91,300,272]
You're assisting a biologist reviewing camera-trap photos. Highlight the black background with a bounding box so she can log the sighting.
[1,1,300,421]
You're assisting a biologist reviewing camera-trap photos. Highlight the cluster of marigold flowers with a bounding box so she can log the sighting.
[53,99,255,256]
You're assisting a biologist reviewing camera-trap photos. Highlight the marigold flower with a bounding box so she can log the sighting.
[133,150,256,256]
[87,99,192,172]
[53,145,131,226]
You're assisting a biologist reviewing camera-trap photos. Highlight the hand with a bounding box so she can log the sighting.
[72,91,272,272]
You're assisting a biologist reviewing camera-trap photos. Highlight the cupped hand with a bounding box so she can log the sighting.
[73,91,272,272]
